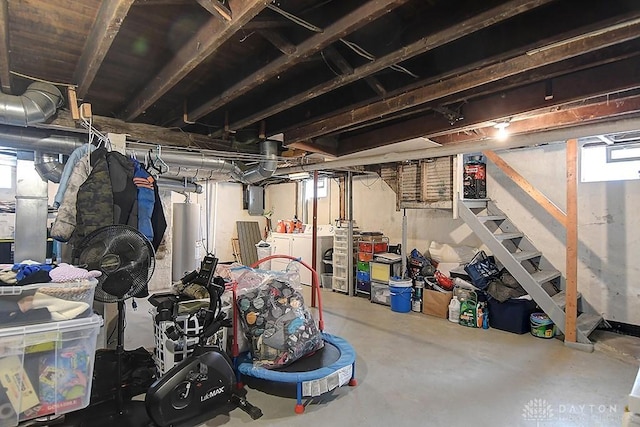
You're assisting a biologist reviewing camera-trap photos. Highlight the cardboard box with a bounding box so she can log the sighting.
[423,289,453,318]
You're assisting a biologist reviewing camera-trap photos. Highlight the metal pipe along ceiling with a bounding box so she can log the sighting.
[0,125,277,184]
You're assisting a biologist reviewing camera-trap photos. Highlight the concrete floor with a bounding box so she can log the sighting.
[120,286,639,427]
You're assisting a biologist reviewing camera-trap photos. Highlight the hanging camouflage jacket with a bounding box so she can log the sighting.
[72,148,114,246]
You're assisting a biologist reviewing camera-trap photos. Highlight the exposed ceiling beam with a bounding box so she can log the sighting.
[73,0,135,98]
[338,55,640,154]
[184,0,412,125]
[0,0,11,93]
[196,0,233,21]
[322,45,386,96]
[328,40,640,139]
[122,0,269,121]
[257,29,296,55]
[277,115,640,175]
[286,17,640,144]
[223,0,554,135]
[47,110,239,152]
[430,93,640,145]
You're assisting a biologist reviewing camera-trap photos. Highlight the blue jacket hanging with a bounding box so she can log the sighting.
[132,159,155,242]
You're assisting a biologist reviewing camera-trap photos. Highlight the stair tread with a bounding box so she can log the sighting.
[551,290,582,308]
[477,215,506,222]
[512,250,542,261]
[494,232,524,240]
[577,313,602,336]
[531,270,561,284]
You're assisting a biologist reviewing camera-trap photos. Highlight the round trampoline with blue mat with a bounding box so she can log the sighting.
[233,255,357,414]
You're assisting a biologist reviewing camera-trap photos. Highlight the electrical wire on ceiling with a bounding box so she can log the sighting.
[266,3,323,32]
[9,70,75,89]
[267,3,418,78]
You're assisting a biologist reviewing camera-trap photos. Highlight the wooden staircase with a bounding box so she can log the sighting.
[458,198,602,350]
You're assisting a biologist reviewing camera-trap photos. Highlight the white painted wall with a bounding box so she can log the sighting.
[487,142,640,325]
[203,182,266,263]
[351,175,481,253]
[265,175,480,255]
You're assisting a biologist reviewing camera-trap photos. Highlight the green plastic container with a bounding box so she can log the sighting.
[357,260,370,272]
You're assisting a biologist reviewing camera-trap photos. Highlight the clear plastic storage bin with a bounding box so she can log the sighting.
[0,314,102,427]
[0,279,97,327]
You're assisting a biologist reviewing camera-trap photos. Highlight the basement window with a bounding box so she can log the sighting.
[304,177,328,199]
[581,140,640,182]
[0,154,15,189]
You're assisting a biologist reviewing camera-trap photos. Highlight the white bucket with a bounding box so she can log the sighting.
[389,277,412,287]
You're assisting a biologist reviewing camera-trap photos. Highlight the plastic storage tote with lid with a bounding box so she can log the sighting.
[0,314,102,427]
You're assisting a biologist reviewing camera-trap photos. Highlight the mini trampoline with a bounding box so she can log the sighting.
[233,255,357,414]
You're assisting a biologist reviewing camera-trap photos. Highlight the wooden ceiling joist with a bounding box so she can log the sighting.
[73,0,136,98]
[338,55,640,154]
[122,0,269,121]
[185,0,412,125]
[48,110,235,152]
[322,45,386,97]
[286,18,640,145]
[224,0,554,135]
[196,0,233,22]
[0,0,11,93]
[257,29,296,55]
[429,93,640,145]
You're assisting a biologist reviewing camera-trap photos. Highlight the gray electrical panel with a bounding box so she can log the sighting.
[247,185,264,216]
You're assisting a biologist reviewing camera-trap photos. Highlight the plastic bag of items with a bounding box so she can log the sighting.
[233,267,323,369]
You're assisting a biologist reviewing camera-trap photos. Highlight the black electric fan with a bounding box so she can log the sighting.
[74,224,155,418]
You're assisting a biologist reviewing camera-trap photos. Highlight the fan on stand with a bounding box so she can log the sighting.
[74,224,155,423]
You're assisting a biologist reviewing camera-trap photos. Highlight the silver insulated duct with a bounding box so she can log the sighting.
[1,82,65,182]
[241,139,278,184]
[34,151,63,183]
[0,82,64,126]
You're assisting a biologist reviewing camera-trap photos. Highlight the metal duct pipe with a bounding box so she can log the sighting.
[0,126,86,155]
[241,139,278,184]
[0,82,63,126]
[0,126,279,184]
[34,151,63,183]
[157,177,203,193]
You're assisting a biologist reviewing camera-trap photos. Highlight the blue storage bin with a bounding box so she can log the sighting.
[356,271,370,282]
[487,297,537,334]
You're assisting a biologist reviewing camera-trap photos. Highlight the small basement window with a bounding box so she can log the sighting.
[581,136,640,182]
[0,153,16,189]
[0,164,11,188]
[304,177,328,199]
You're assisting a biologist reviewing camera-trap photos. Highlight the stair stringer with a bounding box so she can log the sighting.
[458,199,601,346]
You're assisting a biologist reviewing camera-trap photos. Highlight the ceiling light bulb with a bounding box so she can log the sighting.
[494,122,510,141]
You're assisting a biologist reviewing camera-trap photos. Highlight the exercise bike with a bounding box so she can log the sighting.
[145,263,262,426]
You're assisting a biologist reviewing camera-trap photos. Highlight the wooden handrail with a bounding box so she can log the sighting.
[483,150,567,227]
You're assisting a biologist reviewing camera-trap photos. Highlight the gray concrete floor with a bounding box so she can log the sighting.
[122,287,639,427]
